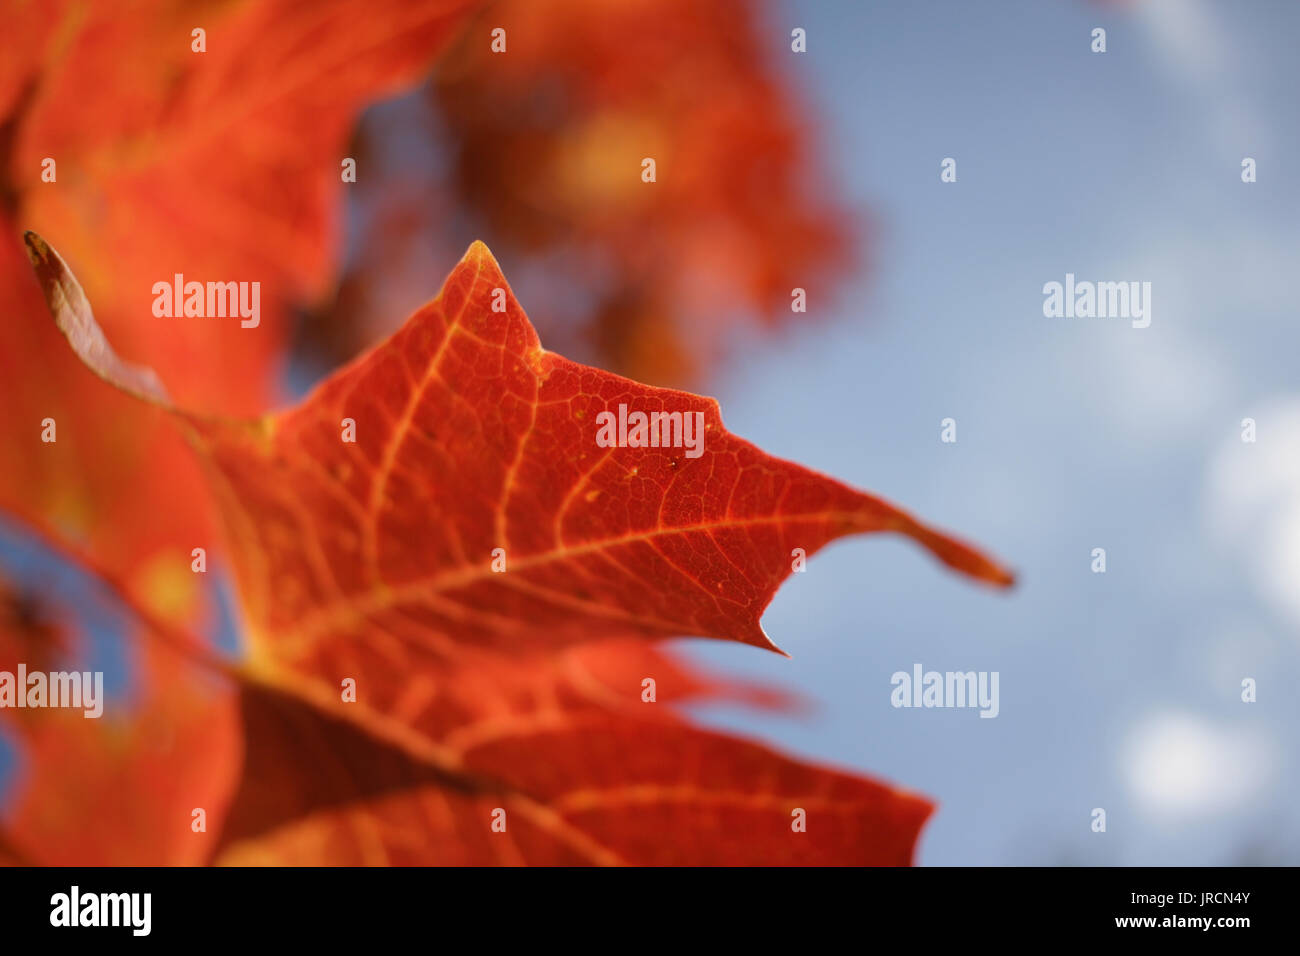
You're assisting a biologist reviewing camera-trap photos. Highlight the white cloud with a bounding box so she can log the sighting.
[1205,397,1300,627]
[1134,0,1268,156]
[1090,327,1230,441]
[1123,712,1272,817]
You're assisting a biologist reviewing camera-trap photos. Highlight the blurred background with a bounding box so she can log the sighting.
[3,0,1298,864]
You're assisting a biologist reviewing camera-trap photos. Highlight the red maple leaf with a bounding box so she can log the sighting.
[6,233,1012,865]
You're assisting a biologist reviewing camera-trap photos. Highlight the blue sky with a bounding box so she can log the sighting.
[677,0,1300,864]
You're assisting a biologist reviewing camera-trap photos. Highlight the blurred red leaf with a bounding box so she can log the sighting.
[216,660,930,865]
[0,0,482,634]
[0,573,75,677]
[0,635,241,867]
[311,0,855,386]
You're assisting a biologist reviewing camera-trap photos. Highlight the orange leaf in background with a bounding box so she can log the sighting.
[0,226,213,630]
[0,573,75,677]
[0,562,240,866]
[18,233,1011,864]
[0,0,482,633]
[0,639,240,867]
[311,0,853,386]
[9,0,480,411]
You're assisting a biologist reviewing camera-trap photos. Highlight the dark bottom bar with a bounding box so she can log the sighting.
[0,865,1278,942]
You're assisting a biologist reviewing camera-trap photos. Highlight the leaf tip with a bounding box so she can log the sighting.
[887,509,1016,592]
[746,624,790,658]
[464,238,497,266]
[964,550,1016,590]
[21,231,172,407]
[22,229,54,273]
